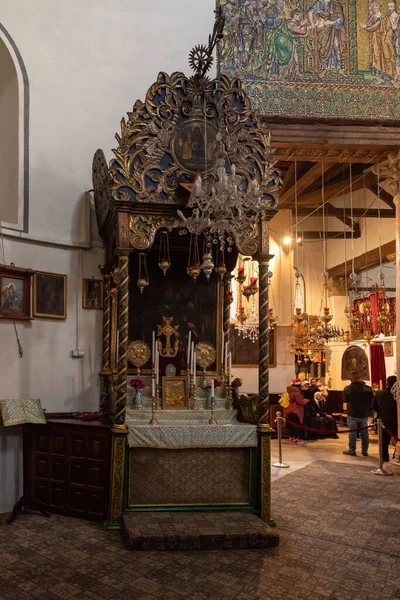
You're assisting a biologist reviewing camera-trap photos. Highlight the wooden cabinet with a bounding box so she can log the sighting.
[24,419,112,521]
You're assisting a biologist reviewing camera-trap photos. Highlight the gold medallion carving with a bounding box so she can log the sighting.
[127,340,150,375]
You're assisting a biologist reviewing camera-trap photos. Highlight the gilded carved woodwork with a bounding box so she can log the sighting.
[92,149,112,234]
[108,433,127,525]
[110,71,279,210]
[129,215,179,250]
[372,151,400,198]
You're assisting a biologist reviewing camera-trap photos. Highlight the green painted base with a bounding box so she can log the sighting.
[125,504,257,513]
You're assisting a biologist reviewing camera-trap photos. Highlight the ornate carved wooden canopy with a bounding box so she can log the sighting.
[92,9,279,262]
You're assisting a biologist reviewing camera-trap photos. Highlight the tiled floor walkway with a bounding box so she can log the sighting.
[0,436,399,600]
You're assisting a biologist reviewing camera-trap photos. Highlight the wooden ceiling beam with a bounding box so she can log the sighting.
[368,183,395,209]
[292,170,376,207]
[279,162,332,205]
[302,223,361,240]
[296,206,394,218]
[280,161,296,194]
[327,239,395,279]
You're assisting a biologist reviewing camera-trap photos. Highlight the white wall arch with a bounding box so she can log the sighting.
[0,24,29,233]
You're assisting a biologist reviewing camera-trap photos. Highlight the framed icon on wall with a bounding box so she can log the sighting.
[33,271,67,319]
[0,264,33,320]
[83,278,103,309]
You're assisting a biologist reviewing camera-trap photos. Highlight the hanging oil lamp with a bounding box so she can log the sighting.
[249,276,258,295]
[237,306,247,324]
[236,267,246,285]
[243,285,252,300]
[158,231,171,276]
[201,252,214,281]
[187,234,201,282]
[187,263,201,282]
[137,252,149,294]
[225,290,233,305]
[267,308,277,328]
[215,263,226,280]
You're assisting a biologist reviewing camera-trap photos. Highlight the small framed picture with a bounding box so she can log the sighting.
[383,341,393,357]
[82,278,103,310]
[0,264,33,320]
[33,272,67,319]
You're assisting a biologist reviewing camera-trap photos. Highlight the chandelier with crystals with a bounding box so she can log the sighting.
[179,138,273,252]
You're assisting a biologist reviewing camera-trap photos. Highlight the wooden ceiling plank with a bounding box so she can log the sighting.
[279,162,332,205]
[327,239,395,279]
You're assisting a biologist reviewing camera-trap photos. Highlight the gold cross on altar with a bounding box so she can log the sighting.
[157,316,180,358]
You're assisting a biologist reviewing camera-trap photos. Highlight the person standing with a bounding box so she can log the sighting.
[372,375,398,463]
[342,370,373,456]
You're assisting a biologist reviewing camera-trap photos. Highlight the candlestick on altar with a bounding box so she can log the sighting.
[221,331,225,366]
[209,379,217,425]
[149,364,159,425]
[187,331,192,366]
[155,346,160,385]
[192,372,197,409]
[228,352,233,408]
[152,330,155,363]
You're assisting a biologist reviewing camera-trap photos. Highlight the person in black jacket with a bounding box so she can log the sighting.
[342,370,374,457]
[372,375,398,463]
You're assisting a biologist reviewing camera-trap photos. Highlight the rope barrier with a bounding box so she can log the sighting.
[382,425,400,444]
[284,419,374,436]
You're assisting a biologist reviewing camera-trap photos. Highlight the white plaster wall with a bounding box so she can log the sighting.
[0,238,104,411]
[0,0,216,245]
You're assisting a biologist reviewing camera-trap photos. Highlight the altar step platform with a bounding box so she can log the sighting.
[122,511,279,551]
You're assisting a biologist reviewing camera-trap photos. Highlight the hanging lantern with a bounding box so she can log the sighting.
[187,234,201,282]
[243,285,252,300]
[249,277,258,295]
[215,263,227,280]
[236,267,246,285]
[201,252,214,281]
[158,231,171,276]
[237,306,247,324]
[225,290,233,305]
[267,308,277,328]
[137,252,149,294]
[187,263,202,282]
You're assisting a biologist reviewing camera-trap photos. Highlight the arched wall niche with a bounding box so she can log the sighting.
[0,24,28,232]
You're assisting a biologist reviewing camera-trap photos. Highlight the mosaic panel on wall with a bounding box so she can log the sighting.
[218,0,400,119]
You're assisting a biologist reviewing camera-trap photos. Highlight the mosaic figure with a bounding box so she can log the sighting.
[360,1,396,81]
[308,0,346,76]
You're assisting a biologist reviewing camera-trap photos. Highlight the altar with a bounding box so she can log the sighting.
[92,8,280,531]
[125,379,258,509]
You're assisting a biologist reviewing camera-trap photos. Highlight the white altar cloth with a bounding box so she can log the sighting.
[126,409,257,448]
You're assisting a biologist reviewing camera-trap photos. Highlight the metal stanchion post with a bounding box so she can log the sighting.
[272,411,290,468]
[371,419,393,476]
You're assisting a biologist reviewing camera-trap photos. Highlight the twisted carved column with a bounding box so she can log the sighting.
[114,251,130,430]
[223,274,233,367]
[101,273,112,372]
[258,254,273,424]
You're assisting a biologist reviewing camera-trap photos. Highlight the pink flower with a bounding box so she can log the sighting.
[130,378,145,390]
